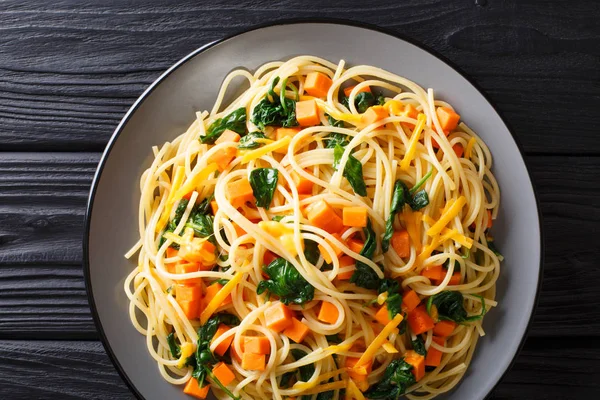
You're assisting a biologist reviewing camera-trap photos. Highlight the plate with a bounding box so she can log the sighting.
[84,20,543,400]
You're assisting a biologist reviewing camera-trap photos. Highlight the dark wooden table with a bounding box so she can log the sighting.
[1,1,599,398]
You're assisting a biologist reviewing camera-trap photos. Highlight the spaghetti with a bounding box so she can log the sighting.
[125,56,501,400]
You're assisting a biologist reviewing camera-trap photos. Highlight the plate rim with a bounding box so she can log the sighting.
[83,17,545,400]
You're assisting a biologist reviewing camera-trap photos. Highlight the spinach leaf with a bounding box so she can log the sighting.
[291,349,315,382]
[364,358,416,399]
[251,77,298,129]
[412,337,427,356]
[325,132,349,149]
[326,114,345,128]
[279,371,295,388]
[355,92,377,113]
[238,131,267,149]
[350,219,381,290]
[201,107,247,144]
[382,181,409,252]
[325,334,343,344]
[333,144,367,196]
[249,168,279,210]
[382,178,430,252]
[342,92,376,113]
[196,195,214,215]
[409,189,429,210]
[257,258,314,305]
[186,213,214,242]
[159,198,190,250]
[166,332,181,358]
[191,313,240,399]
[303,239,320,265]
[426,291,486,323]
[378,279,403,320]
[377,94,386,105]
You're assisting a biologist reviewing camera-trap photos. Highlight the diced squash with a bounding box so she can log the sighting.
[346,238,364,254]
[343,84,371,97]
[404,350,425,381]
[317,301,340,324]
[374,303,391,325]
[421,265,445,281]
[175,261,202,285]
[201,270,244,324]
[212,147,237,172]
[296,99,320,126]
[215,129,241,144]
[183,378,210,399]
[447,272,461,285]
[307,200,344,234]
[243,336,271,355]
[401,103,420,129]
[228,179,254,209]
[425,336,445,367]
[391,230,410,258]
[176,284,202,302]
[282,317,310,343]
[436,107,460,134]
[210,200,219,215]
[433,320,456,337]
[345,357,373,382]
[336,256,356,280]
[179,238,217,266]
[264,302,293,332]
[361,105,388,125]
[241,352,266,371]
[205,283,233,308]
[212,362,236,386]
[487,209,493,229]
[263,250,279,266]
[304,72,333,98]
[177,299,200,320]
[165,247,179,273]
[407,305,435,335]
[342,206,368,228]
[274,128,301,154]
[452,144,464,158]
[212,324,234,356]
[318,233,344,264]
[401,290,421,313]
[291,169,314,194]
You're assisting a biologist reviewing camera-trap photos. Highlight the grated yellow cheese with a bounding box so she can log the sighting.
[241,136,291,162]
[155,166,186,233]
[440,228,473,249]
[384,99,403,115]
[400,113,427,171]
[292,368,346,391]
[172,162,218,201]
[163,232,184,245]
[465,137,477,159]
[416,235,441,267]
[355,313,403,367]
[347,379,366,399]
[200,267,246,324]
[177,342,195,368]
[382,342,398,354]
[427,196,467,236]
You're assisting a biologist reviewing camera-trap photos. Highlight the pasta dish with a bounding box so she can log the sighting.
[125,56,502,400]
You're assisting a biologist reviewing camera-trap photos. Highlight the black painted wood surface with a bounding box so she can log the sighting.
[1,0,599,398]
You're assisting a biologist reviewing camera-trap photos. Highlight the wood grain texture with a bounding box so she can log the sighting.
[0,152,598,337]
[0,339,598,399]
[0,0,599,153]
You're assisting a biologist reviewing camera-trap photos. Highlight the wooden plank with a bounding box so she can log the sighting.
[0,1,598,153]
[0,340,133,399]
[0,338,597,399]
[0,153,598,337]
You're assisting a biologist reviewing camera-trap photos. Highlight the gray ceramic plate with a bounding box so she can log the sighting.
[84,20,543,400]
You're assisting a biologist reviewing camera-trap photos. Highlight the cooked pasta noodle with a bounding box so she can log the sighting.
[125,56,501,400]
